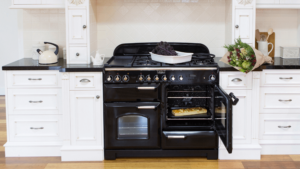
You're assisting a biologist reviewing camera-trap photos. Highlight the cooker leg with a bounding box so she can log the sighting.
[207,151,218,160]
[105,151,116,160]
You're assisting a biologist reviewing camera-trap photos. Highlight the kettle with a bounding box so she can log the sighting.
[37,42,59,65]
[90,51,105,65]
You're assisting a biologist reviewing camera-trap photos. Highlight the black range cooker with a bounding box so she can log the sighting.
[103,43,239,160]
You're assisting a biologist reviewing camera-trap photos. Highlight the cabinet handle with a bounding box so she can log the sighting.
[167,135,186,139]
[80,79,91,83]
[279,99,292,102]
[137,87,156,90]
[232,78,242,82]
[280,77,293,80]
[278,125,291,128]
[28,78,42,81]
[30,127,44,130]
[137,106,156,109]
[29,100,43,103]
[76,53,80,56]
[83,25,87,29]
[96,95,100,99]
[235,25,239,28]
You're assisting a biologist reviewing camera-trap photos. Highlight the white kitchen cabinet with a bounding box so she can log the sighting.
[234,9,253,44]
[280,0,300,4]
[69,46,88,64]
[70,91,102,146]
[11,0,64,8]
[68,10,88,44]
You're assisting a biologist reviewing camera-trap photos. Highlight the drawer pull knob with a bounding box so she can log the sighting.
[280,77,293,80]
[137,106,156,109]
[30,127,44,130]
[167,135,186,139]
[232,78,242,82]
[83,25,87,29]
[28,78,42,81]
[29,100,43,103]
[76,53,80,56]
[235,25,239,28]
[80,79,91,83]
[279,99,292,102]
[278,125,291,128]
[96,95,100,99]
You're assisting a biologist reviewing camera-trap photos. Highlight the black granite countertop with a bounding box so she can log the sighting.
[2,58,109,72]
[3,57,300,72]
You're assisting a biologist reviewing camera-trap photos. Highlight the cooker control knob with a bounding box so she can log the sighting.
[162,75,167,81]
[139,75,144,82]
[115,75,121,82]
[146,75,151,82]
[107,75,112,82]
[171,75,175,81]
[123,75,129,82]
[210,75,216,81]
[154,75,159,82]
[179,75,183,81]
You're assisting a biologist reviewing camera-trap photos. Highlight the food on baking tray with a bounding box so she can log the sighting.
[172,107,207,116]
[152,41,177,56]
[215,107,226,113]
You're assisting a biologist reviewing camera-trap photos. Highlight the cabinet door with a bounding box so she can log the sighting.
[235,9,253,44]
[14,0,42,4]
[42,0,64,5]
[68,10,87,44]
[70,91,103,146]
[280,0,300,4]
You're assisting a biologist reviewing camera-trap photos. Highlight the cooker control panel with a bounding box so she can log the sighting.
[104,70,218,84]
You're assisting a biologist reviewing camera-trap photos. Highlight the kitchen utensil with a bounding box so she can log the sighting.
[280,46,300,58]
[193,53,215,59]
[266,28,273,41]
[90,51,105,65]
[32,42,45,60]
[261,34,267,41]
[257,41,274,56]
[37,42,59,65]
[255,32,275,57]
[255,29,261,42]
[150,51,193,64]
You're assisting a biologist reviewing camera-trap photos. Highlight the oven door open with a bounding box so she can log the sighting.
[104,102,160,149]
[214,84,239,154]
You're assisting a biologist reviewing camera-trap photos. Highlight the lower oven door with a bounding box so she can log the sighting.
[104,102,160,149]
[214,84,239,154]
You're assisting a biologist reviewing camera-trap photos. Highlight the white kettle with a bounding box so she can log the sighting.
[90,51,105,65]
[37,42,59,65]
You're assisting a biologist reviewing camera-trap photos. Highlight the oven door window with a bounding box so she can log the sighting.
[118,115,148,139]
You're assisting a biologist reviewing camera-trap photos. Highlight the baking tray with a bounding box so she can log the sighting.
[167,107,211,118]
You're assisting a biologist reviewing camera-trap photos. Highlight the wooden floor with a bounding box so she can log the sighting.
[0,96,300,169]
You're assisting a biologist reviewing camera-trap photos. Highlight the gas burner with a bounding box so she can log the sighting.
[133,56,161,67]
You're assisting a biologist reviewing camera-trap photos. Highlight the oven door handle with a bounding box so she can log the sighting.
[167,135,186,139]
[137,106,157,109]
[137,86,157,90]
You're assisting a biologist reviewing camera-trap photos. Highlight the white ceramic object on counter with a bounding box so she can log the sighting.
[150,51,193,64]
[257,41,273,56]
[91,51,105,65]
[37,42,59,65]
[32,43,45,60]
[280,47,300,58]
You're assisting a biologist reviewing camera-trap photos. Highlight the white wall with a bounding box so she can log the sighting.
[0,1,20,95]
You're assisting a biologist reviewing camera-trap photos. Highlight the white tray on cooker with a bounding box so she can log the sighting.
[150,51,193,64]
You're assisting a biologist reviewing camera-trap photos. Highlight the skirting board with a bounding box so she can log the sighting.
[219,144,261,160]
[61,146,104,161]
[261,144,300,155]
[4,142,62,157]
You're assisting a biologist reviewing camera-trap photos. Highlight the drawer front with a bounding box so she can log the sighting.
[7,71,60,88]
[70,73,102,90]
[162,131,217,149]
[69,46,88,64]
[220,72,252,90]
[259,114,300,140]
[261,70,300,86]
[260,87,300,113]
[9,115,62,142]
[7,89,61,115]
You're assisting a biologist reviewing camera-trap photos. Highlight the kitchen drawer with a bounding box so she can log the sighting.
[7,89,61,115]
[69,46,89,64]
[162,131,217,149]
[70,73,102,91]
[7,71,60,88]
[9,115,63,142]
[259,114,300,140]
[261,70,300,86]
[260,87,300,113]
[220,72,252,90]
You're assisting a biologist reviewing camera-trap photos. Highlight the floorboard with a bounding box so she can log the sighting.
[0,96,299,169]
